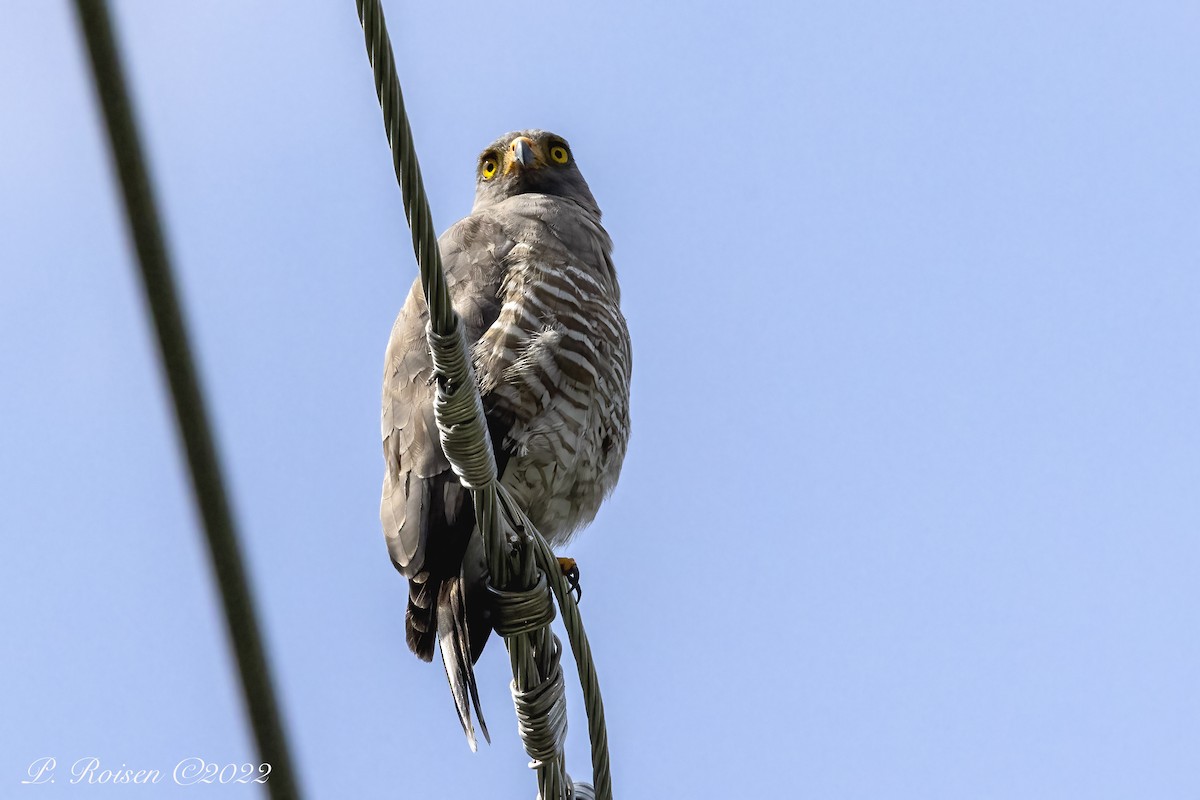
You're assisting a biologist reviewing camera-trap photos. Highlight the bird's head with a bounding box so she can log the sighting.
[472,130,599,216]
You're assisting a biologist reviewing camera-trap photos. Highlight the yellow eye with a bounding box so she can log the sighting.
[481,157,498,180]
[549,144,569,164]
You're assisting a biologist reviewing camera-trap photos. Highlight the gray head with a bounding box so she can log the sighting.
[471,129,600,216]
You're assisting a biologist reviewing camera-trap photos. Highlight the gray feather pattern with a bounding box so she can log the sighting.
[379,130,630,748]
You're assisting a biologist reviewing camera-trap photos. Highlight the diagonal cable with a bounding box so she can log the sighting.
[355,1,612,797]
[71,3,301,798]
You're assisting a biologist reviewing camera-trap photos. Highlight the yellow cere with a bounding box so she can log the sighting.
[550,145,569,164]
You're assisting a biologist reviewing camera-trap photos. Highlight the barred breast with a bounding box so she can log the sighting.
[473,195,631,545]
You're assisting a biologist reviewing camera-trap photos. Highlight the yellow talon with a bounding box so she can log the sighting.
[557,557,582,602]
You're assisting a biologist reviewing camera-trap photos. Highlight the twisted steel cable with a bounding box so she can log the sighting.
[355,1,613,797]
[72,2,301,797]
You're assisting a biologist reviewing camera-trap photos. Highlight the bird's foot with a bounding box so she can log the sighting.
[557,557,582,602]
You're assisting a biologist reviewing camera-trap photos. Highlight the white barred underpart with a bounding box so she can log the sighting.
[477,260,631,546]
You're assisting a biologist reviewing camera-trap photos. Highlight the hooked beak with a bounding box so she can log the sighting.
[507,136,537,172]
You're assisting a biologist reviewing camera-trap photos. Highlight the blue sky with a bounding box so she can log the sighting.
[3,1,1199,797]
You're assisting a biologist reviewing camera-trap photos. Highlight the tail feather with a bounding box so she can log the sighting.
[401,471,497,748]
[438,576,490,750]
[405,574,437,661]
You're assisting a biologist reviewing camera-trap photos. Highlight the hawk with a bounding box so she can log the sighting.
[380,130,631,748]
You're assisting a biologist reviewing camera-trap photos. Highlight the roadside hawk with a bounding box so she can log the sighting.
[379,130,632,748]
